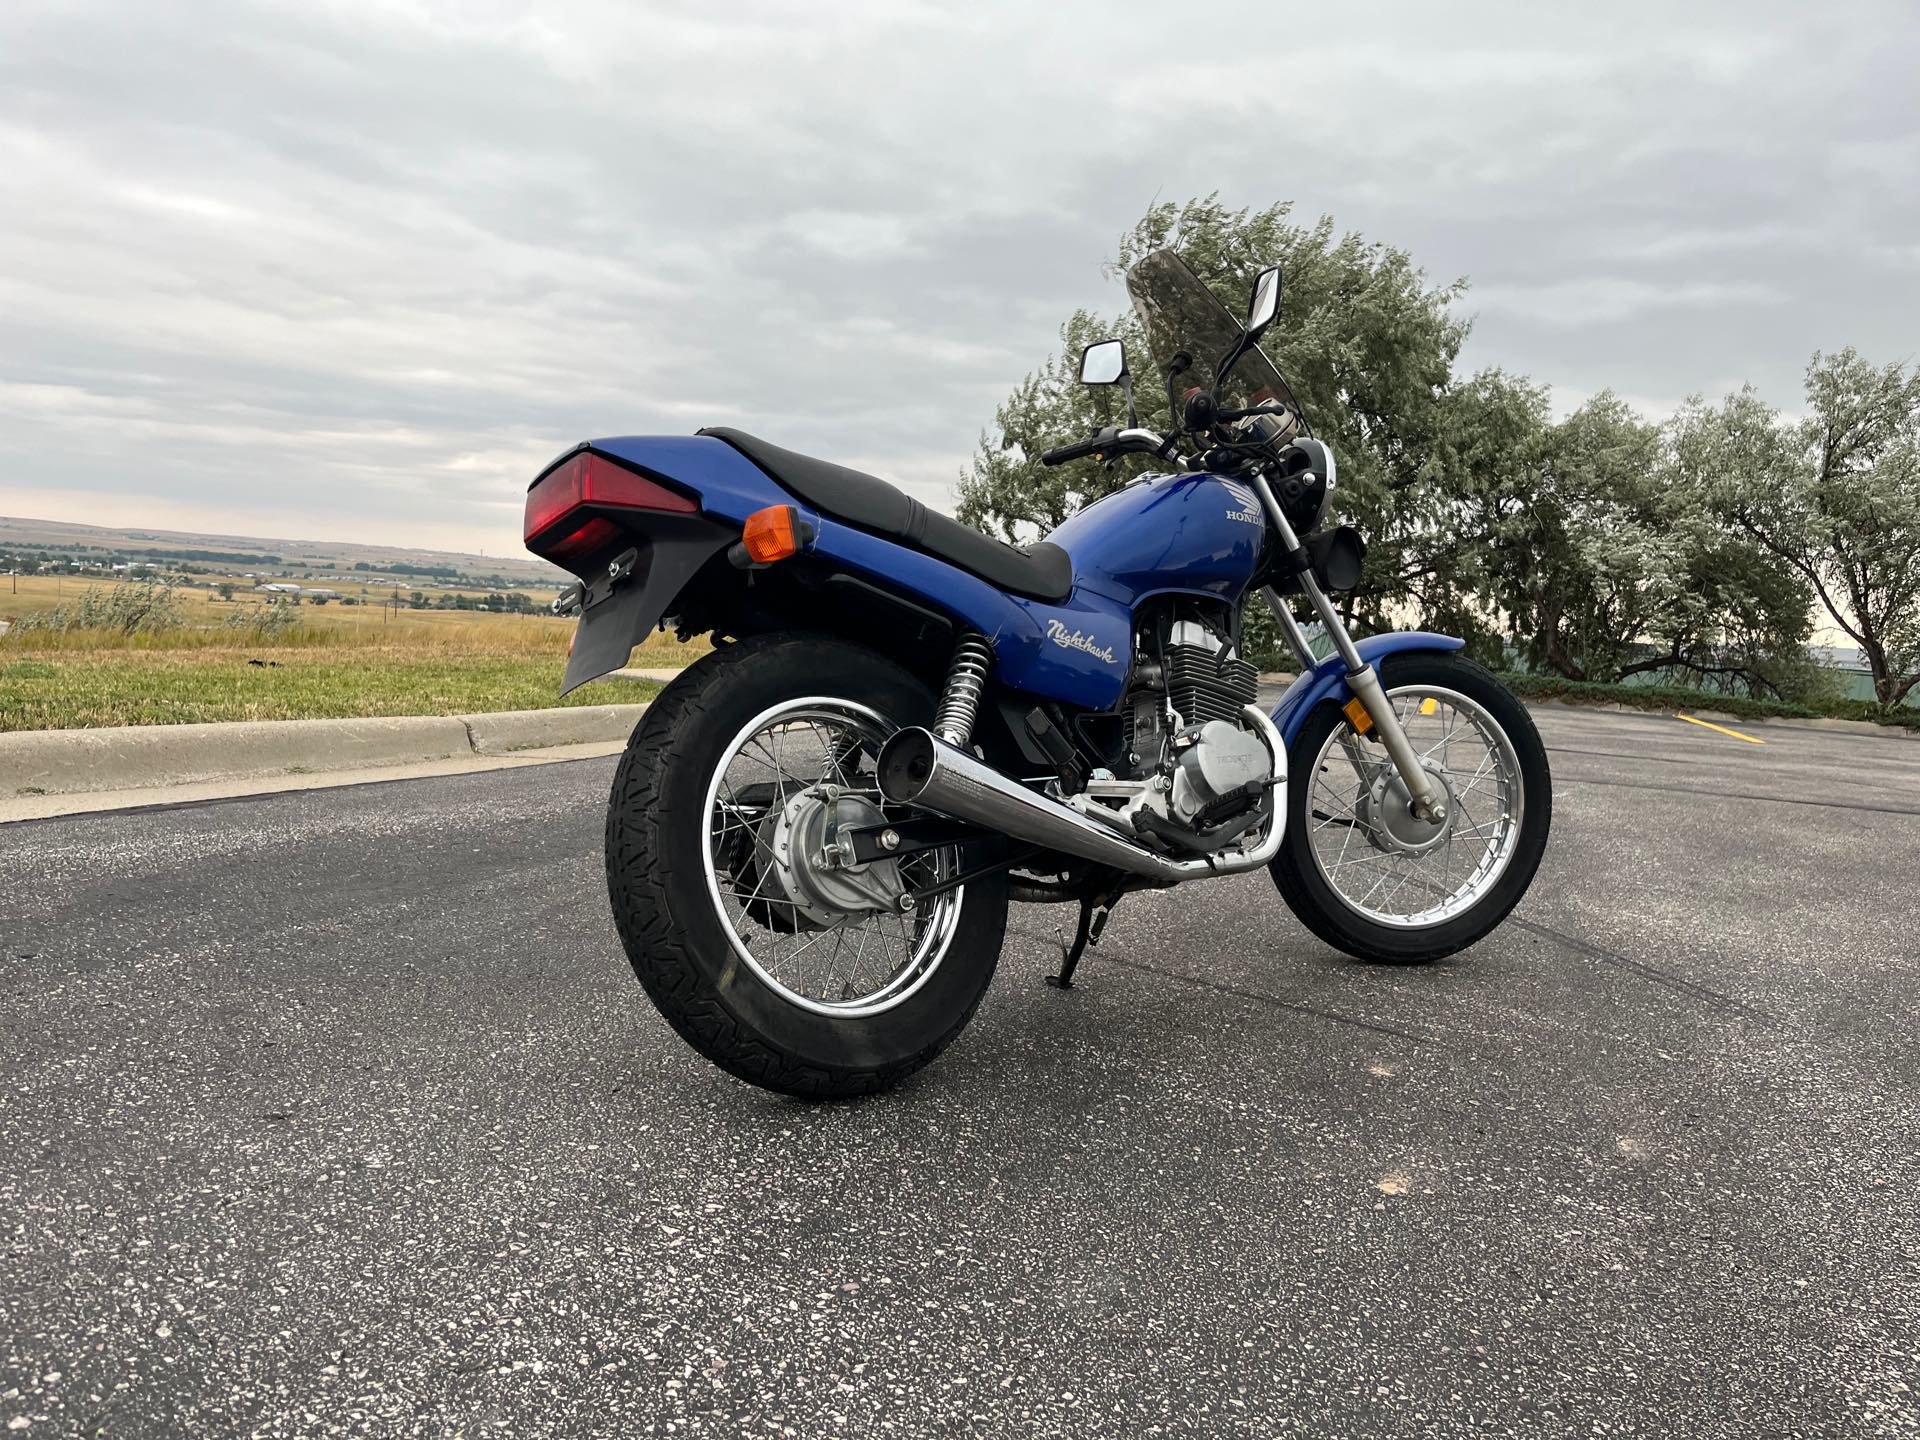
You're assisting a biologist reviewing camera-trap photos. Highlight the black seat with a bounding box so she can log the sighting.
[700,427,1073,602]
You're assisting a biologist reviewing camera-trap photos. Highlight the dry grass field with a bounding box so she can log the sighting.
[0,572,704,731]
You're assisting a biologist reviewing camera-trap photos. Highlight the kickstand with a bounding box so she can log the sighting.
[1046,889,1120,990]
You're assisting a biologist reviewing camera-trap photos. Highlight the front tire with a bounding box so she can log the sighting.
[606,633,1008,1099]
[1270,652,1551,964]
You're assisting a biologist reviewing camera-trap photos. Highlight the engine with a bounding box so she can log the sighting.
[1078,602,1273,854]
[1123,610,1260,775]
[1163,620,1261,731]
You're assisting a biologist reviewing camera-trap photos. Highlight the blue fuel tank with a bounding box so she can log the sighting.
[1046,470,1267,607]
[978,470,1269,710]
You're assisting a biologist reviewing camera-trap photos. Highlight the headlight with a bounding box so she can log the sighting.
[1275,439,1337,534]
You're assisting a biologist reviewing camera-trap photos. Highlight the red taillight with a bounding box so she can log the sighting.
[541,516,621,564]
[523,451,697,555]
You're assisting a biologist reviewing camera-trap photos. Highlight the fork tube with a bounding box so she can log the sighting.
[1269,585,1369,776]
[1259,586,1319,671]
[1248,474,1446,822]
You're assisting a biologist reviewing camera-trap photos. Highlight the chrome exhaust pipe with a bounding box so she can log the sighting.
[876,704,1287,884]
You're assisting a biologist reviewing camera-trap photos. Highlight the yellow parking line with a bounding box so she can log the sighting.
[1676,713,1765,745]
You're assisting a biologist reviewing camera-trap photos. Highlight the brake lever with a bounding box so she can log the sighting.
[1213,400,1292,422]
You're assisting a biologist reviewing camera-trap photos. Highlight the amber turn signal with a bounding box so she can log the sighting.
[741,504,804,564]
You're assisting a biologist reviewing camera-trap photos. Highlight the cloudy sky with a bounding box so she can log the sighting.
[2,0,1915,555]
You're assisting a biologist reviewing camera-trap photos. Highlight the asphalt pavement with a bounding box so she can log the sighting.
[3,704,1917,1437]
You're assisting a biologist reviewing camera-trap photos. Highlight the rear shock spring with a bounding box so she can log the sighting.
[933,632,993,747]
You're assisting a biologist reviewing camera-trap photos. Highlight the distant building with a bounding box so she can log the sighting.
[1808,643,1867,670]
[1808,641,1912,708]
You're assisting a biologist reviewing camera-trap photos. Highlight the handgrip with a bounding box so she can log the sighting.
[1039,426,1117,466]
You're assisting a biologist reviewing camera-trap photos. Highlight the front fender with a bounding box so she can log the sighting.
[1269,631,1466,745]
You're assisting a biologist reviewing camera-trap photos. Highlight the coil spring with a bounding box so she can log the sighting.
[933,632,993,746]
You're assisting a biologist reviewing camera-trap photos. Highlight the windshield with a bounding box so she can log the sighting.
[1125,249,1299,420]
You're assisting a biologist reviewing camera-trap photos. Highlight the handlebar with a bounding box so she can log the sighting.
[1214,400,1295,423]
[1039,426,1177,467]
[1039,426,1117,466]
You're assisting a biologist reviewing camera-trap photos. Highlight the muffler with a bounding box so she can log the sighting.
[876,705,1287,883]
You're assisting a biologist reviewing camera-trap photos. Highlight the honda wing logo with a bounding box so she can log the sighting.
[1221,478,1262,526]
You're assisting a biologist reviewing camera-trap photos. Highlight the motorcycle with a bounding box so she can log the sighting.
[524,249,1552,1098]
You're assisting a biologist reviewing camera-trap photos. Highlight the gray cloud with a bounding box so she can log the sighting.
[1,0,1914,551]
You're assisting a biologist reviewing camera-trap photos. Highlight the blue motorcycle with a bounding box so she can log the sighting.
[525,250,1551,1097]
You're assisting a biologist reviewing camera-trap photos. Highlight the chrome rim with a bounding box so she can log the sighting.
[1305,684,1524,929]
[700,697,965,1017]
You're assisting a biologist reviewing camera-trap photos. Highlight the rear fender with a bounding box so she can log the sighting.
[559,513,736,693]
[1269,631,1466,744]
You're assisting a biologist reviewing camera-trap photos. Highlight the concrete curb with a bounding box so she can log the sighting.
[464,704,646,755]
[2,704,653,798]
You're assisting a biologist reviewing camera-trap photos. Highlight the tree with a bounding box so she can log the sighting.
[216,582,236,602]
[957,304,1142,542]
[1660,404,1819,697]
[1485,392,1812,693]
[1485,393,1658,680]
[1412,367,1554,662]
[955,194,1898,700]
[1702,352,1920,707]
[958,197,1582,652]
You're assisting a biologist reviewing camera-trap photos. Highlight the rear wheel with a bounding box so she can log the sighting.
[606,633,1008,1099]
[1270,652,1551,964]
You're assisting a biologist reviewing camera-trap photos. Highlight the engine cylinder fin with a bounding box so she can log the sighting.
[1165,642,1259,728]
[934,632,993,747]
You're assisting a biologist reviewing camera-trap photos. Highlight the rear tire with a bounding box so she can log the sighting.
[605,633,1008,1099]
[1270,652,1551,964]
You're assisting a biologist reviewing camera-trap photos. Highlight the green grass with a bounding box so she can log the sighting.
[1498,671,1920,730]
[0,650,660,732]
[0,573,704,730]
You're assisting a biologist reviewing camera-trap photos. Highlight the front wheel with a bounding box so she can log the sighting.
[1270,652,1551,964]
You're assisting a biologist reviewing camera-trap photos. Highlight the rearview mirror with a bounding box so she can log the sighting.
[1246,266,1282,339]
[1078,339,1127,386]
[1078,338,1137,427]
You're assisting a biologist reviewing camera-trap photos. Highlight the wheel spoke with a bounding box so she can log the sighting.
[703,700,963,1015]
[1306,684,1525,928]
